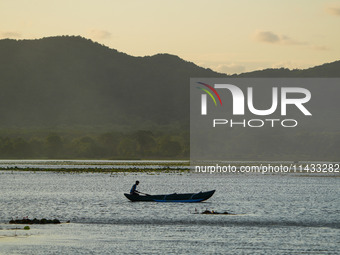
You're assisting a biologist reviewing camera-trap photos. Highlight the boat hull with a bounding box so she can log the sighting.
[124,190,215,202]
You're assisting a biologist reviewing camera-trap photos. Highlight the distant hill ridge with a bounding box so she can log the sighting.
[0,36,339,128]
[236,60,340,77]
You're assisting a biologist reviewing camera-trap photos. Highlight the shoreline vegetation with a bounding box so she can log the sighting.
[0,130,339,162]
[0,130,189,160]
[0,161,339,175]
[0,167,191,173]
[0,160,191,173]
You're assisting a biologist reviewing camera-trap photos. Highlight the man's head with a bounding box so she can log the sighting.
[136,181,139,185]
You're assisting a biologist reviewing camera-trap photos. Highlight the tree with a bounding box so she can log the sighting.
[159,135,182,157]
[117,137,138,158]
[134,130,156,157]
[46,133,63,158]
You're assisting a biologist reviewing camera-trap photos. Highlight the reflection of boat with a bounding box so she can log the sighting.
[124,190,215,202]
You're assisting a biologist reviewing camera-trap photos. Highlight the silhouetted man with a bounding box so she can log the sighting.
[130,180,140,195]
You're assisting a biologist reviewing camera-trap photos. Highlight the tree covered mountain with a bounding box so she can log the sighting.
[0,36,339,129]
[235,60,340,77]
[0,36,224,129]
[0,36,339,160]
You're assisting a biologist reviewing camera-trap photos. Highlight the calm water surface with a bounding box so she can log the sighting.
[0,167,339,254]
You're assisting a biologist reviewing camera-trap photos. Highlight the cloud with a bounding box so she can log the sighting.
[196,61,247,75]
[254,30,306,45]
[87,29,112,40]
[254,31,280,43]
[310,45,330,51]
[326,7,340,16]
[0,31,22,39]
[215,64,246,74]
[253,30,328,51]
[272,61,298,69]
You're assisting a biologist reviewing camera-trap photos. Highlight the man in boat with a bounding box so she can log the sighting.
[130,180,140,195]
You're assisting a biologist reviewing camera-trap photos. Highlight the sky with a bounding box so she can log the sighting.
[1,0,339,74]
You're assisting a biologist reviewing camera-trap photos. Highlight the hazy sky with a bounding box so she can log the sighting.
[1,0,339,73]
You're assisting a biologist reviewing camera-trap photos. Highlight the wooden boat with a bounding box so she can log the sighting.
[124,190,215,202]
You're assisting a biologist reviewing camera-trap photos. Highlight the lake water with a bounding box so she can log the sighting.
[0,164,339,254]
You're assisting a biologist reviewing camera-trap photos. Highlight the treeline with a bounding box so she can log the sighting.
[0,130,189,159]
[192,129,340,162]
[1,129,339,161]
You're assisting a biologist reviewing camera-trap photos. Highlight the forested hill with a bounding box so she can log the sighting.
[235,60,340,77]
[0,36,224,128]
[0,36,339,129]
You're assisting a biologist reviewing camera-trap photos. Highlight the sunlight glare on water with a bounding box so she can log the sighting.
[0,167,339,254]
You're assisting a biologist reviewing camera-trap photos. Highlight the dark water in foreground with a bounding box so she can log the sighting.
[0,170,339,254]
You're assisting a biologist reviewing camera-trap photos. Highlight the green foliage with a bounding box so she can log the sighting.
[0,129,187,159]
[46,133,63,158]
[0,36,224,129]
[0,128,338,160]
[134,130,156,156]
[234,62,340,77]
[0,36,339,160]
[117,137,138,158]
[159,135,182,157]
[1,36,337,130]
